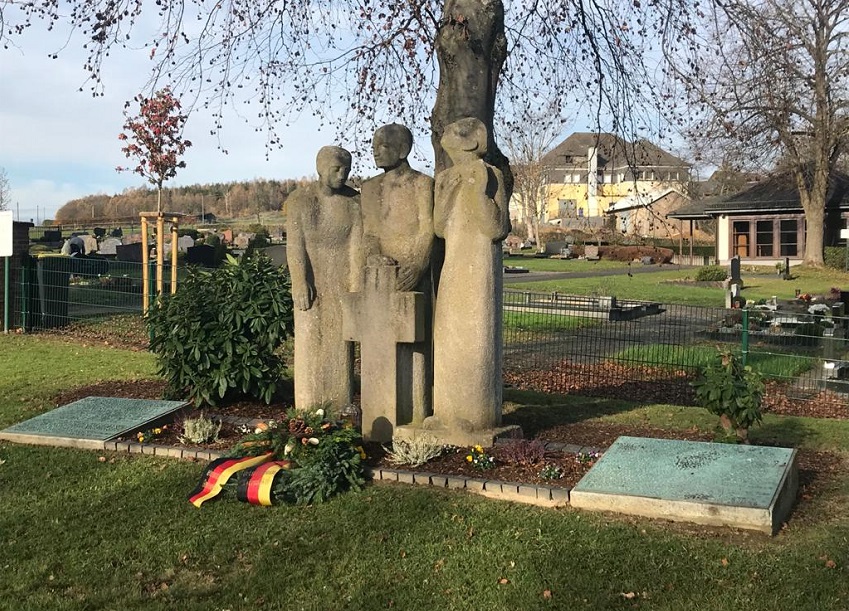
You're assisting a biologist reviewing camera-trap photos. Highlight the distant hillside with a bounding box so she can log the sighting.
[55,178,310,223]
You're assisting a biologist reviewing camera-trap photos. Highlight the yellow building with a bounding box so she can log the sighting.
[536,133,691,221]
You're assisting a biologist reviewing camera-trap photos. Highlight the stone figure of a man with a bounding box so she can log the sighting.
[286,145,363,409]
[360,123,435,425]
[430,117,510,432]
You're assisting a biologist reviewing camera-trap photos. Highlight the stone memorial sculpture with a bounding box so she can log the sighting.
[342,260,424,442]
[360,123,435,428]
[400,117,517,446]
[286,146,363,409]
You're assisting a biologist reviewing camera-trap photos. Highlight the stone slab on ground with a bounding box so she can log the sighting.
[570,436,798,534]
[0,397,188,448]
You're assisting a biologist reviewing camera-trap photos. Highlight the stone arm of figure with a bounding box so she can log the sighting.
[468,160,510,242]
[286,194,316,311]
[348,200,365,292]
[396,181,434,292]
[488,163,511,242]
[433,171,459,239]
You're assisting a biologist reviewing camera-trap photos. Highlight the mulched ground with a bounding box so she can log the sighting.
[504,361,849,420]
[46,378,847,518]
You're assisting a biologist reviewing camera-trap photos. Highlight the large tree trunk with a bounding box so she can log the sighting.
[431,0,513,199]
[796,165,828,267]
[801,193,826,266]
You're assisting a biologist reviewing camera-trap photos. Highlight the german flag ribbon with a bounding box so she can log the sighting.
[188,453,273,508]
[237,460,293,506]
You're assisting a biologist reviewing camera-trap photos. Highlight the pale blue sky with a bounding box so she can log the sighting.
[0,13,693,223]
[0,22,349,222]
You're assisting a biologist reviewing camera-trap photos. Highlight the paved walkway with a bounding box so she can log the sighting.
[504,263,696,285]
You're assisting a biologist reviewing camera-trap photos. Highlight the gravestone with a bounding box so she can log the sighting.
[233,233,254,250]
[729,255,742,284]
[177,235,195,252]
[584,244,600,260]
[260,244,288,268]
[116,242,144,262]
[0,397,188,450]
[570,436,798,534]
[726,255,744,308]
[342,261,424,442]
[186,244,218,267]
[98,237,122,255]
[81,235,99,255]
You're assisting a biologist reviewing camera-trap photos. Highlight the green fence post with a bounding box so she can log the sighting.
[21,255,30,332]
[3,256,9,334]
[741,309,749,367]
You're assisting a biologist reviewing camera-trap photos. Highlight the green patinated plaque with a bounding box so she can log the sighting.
[570,436,798,534]
[0,397,187,441]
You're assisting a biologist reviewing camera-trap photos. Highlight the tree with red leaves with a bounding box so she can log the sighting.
[118,88,191,213]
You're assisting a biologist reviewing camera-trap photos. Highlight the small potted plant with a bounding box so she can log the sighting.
[691,351,764,442]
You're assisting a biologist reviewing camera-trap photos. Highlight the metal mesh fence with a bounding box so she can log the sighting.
[13,256,154,348]
[502,289,849,410]
[8,266,849,410]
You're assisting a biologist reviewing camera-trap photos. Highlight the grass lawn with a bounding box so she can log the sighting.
[1,336,848,610]
[518,265,849,307]
[613,343,815,380]
[503,310,603,335]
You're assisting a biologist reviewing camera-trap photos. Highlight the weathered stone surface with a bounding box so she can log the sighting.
[342,262,424,442]
[287,146,363,410]
[0,397,187,443]
[570,436,798,534]
[428,118,511,443]
[361,124,435,427]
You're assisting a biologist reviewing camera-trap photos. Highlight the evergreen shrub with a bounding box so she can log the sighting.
[147,253,294,406]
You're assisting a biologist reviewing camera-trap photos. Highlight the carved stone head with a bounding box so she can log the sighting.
[441,117,488,161]
[372,123,413,170]
[316,146,353,191]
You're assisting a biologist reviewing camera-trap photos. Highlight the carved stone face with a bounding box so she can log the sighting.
[317,155,351,191]
[372,132,405,170]
[441,117,487,162]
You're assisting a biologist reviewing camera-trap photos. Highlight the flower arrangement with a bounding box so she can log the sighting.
[575,450,602,466]
[465,445,496,470]
[136,425,167,444]
[538,464,564,480]
[228,406,365,505]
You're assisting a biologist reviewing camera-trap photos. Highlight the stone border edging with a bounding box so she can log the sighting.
[366,465,571,507]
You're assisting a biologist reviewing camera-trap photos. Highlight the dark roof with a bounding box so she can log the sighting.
[705,170,849,214]
[666,198,722,220]
[540,132,690,170]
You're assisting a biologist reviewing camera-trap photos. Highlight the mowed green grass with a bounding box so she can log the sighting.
[0,336,848,610]
[613,343,815,380]
[518,265,849,307]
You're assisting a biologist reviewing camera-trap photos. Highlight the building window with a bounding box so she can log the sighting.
[780,220,798,256]
[756,220,774,257]
[730,217,803,259]
[733,220,750,257]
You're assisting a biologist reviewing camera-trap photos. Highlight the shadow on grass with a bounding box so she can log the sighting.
[752,416,814,448]
[502,389,642,438]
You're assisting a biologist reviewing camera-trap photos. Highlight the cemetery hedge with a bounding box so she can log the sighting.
[147,253,294,406]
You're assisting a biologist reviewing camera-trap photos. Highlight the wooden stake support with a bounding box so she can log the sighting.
[140,211,186,314]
